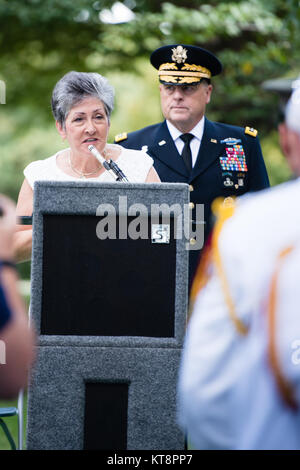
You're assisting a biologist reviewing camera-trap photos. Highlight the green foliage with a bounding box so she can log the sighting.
[261,130,293,186]
[98,1,300,131]
[107,61,163,134]
[0,0,299,132]
[0,110,65,200]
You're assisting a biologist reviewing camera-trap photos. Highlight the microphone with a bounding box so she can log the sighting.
[88,145,129,182]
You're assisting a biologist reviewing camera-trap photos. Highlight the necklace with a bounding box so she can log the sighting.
[68,151,102,179]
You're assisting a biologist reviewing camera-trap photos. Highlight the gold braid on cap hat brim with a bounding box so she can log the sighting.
[160,76,201,84]
[158,62,211,79]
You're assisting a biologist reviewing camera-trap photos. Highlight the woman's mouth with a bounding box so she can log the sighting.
[83,138,98,143]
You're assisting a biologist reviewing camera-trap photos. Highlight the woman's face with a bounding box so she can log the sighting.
[56,96,110,158]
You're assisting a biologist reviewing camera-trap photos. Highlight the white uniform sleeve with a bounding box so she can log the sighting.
[177,214,252,450]
[177,271,247,449]
[277,248,300,400]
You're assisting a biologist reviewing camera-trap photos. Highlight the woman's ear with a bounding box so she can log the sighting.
[56,121,66,140]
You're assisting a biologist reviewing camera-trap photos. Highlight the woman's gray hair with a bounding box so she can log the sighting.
[51,71,115,127]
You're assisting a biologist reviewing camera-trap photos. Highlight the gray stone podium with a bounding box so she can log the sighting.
[26,181,190,450]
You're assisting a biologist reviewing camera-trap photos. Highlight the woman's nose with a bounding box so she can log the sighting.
[85,120,96,133]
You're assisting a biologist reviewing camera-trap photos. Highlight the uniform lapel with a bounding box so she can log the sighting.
[191,118,223,180]
[147,121,189,178]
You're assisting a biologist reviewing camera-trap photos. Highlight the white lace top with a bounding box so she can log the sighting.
[24,145,154,189]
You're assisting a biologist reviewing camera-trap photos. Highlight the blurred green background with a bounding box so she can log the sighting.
[0,0,299,449]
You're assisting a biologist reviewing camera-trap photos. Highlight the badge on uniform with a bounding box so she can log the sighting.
[221,171,234,187]
[220,138,241,145]
[237,172,245,187]
[220,139,248,189]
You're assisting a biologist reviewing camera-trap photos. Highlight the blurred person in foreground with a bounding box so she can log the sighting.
[14,71,160,263]
[115,44,270,283]
[0,195,35,398]
[177,83,300,449]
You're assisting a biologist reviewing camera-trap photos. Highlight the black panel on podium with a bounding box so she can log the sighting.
[41,214,176,337]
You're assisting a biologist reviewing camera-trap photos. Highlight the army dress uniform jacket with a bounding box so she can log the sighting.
[115,118,269,281]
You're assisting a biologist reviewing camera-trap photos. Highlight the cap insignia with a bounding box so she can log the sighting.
[171,45,188,64]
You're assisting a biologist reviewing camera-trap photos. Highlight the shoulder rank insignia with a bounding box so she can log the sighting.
[114,132,128,143]
[245,126,258,137]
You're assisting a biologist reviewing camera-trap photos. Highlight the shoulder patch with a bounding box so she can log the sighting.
[245,126,258,137]
[114,132,128,143]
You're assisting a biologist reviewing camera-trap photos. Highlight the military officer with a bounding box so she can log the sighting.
[115,44,269,283]
[177,84,300,449]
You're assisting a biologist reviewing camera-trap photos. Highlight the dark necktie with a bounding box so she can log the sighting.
[180,133,194,172]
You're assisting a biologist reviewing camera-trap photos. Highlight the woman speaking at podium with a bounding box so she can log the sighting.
[13,71,160,263]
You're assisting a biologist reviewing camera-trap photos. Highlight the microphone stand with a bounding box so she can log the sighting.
[88,145,129,182]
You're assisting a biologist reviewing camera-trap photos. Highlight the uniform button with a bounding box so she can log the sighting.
[190,238,197,245]
[189,202,195,209]
[189,185,194,192]
[223,197,235,207]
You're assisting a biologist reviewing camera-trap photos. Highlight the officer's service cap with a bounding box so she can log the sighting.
[150,44,222,86]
